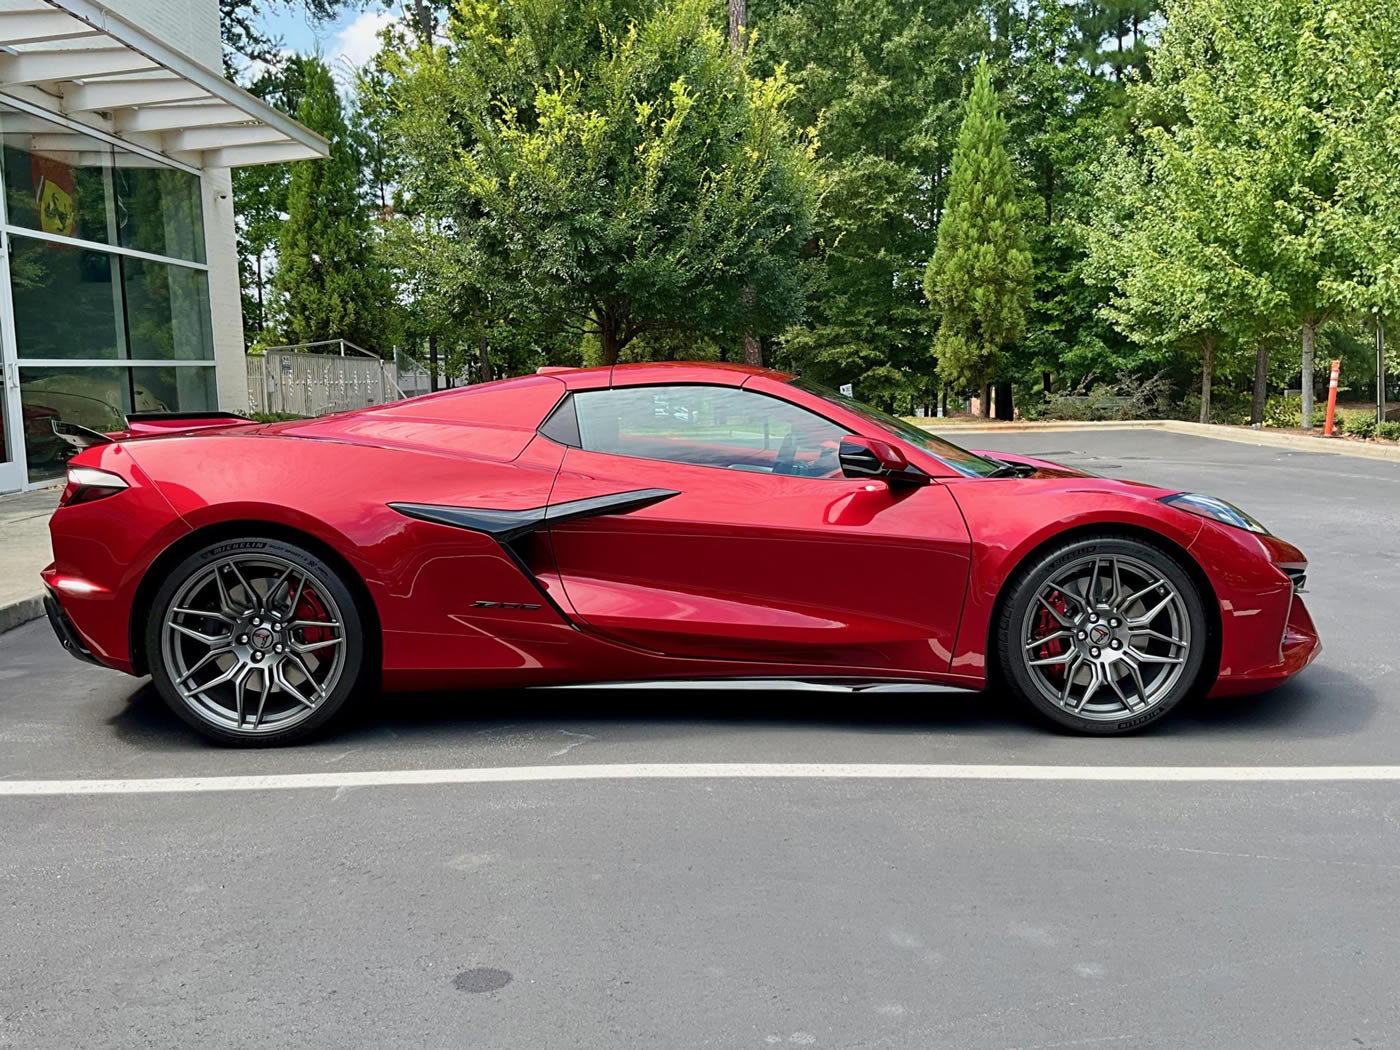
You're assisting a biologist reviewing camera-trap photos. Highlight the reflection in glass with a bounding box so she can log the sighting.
[1,111,113,246]
[18,365,214,479]
[10,235,214,361]
[10,236,123,360]
[116,161,206,263]
[1,106,206,263]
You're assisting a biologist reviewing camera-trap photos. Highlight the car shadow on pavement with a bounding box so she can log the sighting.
[103,667,1374,751]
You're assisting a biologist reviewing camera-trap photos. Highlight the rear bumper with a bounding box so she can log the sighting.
[1208,595,1321,698]
[43,590,101,667]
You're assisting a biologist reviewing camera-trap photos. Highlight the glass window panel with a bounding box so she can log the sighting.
[574,385,849,476]
[123,254,214,360]
[2,106,206,263]
[19,366,128,480]
[115,158,206,263]
[10,235,124,360]
[9,235,214,361]
[18,365,215,479]
[1,108,114,246]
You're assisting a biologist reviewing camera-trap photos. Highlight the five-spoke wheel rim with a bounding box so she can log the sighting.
[160,554,348,734]
[1020,553,1191,721]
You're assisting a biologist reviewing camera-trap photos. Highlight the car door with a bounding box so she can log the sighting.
[541,382,972,674]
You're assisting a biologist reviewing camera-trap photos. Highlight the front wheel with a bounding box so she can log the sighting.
[996,535,1209,734]
[145,537,366,746]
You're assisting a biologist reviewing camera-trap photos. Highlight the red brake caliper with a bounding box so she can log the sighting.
[1032,590,1069,682]
[288,584,331,649]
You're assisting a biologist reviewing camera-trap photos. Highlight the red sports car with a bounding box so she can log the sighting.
[42,363,1319,745]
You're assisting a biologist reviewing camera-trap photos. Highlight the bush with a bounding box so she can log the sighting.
[1376,420,1400,442]
[1042,371,1171,421]
[1262,395,1301,429]
[1343,413,1376,439]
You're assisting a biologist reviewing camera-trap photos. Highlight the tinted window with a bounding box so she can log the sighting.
[574,385,848,477]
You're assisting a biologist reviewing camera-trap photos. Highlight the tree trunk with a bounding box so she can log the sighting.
[1300,322,1317,428]
[599,312,621,366]
[412,0,433,43]
[938,384,946,418]
[994,380,1014,421]
[428,333,439,392]
[979,381,992,418]
[1042,371,1051,394]
[1199,336,1213,424]
[477,335,491,384]
[1250,344,1270,426]
[743,333,762,367]
[728,0,746,50]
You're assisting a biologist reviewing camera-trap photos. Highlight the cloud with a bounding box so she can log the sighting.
[327,9,395,83]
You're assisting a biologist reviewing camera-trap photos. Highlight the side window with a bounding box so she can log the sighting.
[573,385,849,477]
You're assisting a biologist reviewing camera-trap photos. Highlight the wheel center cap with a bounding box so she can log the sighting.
[1088,624,1112,646]
[249,626,274,650]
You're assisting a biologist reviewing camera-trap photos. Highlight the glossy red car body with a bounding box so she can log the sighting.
[42,362,1318,701]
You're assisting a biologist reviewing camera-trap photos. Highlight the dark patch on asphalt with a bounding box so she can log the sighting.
[454,968,512,993]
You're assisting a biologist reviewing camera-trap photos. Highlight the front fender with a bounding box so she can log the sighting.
[943,479,1205,679]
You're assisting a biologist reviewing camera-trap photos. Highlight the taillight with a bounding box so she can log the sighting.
[60,466,129,507]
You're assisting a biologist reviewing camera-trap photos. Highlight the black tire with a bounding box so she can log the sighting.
[145,536,367,746]
[996,534,1210,734]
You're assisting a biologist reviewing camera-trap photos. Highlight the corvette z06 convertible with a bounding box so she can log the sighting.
[42,363,1319,745]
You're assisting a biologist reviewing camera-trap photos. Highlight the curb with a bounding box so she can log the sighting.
[0,595,44,635]
[919,418,1400,463]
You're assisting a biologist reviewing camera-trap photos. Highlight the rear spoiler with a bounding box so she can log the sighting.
[118,411,256,437]
[51,412,257,453]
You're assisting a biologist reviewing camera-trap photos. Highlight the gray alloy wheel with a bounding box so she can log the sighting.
[146,538,365,746]
[997,535,1208,734]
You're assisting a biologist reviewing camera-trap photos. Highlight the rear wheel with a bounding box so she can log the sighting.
[145,537,365,746]
[996,535,1209,734]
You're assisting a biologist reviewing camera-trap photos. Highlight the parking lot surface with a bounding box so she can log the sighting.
[2,429,1398,1048]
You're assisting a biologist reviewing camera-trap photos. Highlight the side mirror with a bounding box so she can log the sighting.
[839,436,930,487]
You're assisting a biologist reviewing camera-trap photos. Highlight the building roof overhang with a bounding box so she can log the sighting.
[0,0,329,169]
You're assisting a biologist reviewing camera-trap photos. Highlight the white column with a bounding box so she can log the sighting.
[200,165,249,413]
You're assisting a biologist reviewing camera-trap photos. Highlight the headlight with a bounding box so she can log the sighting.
[1161,492,1269,534]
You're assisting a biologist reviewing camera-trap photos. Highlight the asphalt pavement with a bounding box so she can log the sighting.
[2,429,1398,1049]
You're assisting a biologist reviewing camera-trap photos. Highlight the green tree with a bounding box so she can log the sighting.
[1121,0,1400,428]
[924,57,1032,415]
[382,0,819,366]
[750,0,983,410]
[271,58,395,351]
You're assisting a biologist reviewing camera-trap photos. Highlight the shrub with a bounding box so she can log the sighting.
[1262,395,1301,429]
[1376,420,1400,442]
[1042,371,1171,421]
[1343,413,1376,439]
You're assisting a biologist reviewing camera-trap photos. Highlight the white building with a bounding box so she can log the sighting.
[0,0,327,491]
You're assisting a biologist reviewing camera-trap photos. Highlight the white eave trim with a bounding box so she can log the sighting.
[0,0,329,169]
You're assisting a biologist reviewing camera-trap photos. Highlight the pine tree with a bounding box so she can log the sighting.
[272,58,392,351]
[924,57,1032,413]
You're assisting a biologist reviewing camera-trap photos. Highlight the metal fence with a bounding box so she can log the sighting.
[246,340,433,417]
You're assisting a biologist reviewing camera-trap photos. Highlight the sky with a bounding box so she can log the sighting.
[254,3,397,85]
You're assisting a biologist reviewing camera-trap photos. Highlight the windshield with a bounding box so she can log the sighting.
[794,379,1001,478]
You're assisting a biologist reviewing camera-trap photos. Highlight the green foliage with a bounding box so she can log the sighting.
[1262,395,1302,429]
[272,58,397,352]
[1038,370,1171,421]
[924,58,1032,390]
[1377,421,1400,442]
[381,0,820,366]
[1343,412,1377,439]
[750,0,984,406]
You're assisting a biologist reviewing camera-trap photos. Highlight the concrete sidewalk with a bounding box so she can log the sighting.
[0,487,57,633]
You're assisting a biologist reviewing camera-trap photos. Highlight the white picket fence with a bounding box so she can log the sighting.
[246,341,434,417]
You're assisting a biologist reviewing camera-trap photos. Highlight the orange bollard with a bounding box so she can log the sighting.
[1323,359,1341,436]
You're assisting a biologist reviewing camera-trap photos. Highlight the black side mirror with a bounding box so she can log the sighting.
[839,436,930,487]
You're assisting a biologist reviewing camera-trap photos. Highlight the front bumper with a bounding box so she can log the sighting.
[1208,593,1321,697]
[43,591,101,667]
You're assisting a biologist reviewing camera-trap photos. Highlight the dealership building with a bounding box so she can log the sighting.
[0,0,326,492]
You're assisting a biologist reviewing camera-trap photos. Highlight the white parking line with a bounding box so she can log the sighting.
[3,763,1400,796]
